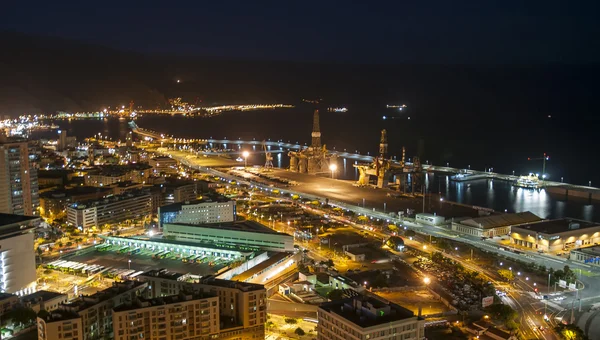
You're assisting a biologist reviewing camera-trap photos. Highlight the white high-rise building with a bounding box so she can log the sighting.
[0,213,39,295]
[158,198,236,228]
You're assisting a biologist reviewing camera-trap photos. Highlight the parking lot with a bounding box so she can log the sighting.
[64,243,235,277]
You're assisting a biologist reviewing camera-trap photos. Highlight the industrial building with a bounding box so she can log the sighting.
[36,281,148,340]
[317,295,425,340]
[67,189,152,230]
[511,218,600,252]
[451,212,541,238]
[162,220,294,252]
[137,271,266,340]
[158,197,236,228]
[0,137,39,216]
[112,292,219,340]
[415,213,445,226]
[0,213,38,295]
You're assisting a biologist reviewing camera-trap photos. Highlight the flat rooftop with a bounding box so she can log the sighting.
[232,252,293,282]
[198,276,265,292]
[512,218,600,235]
[461,211,541,229]
[62,281,147,311]
[40,186,112,199]
[159,196,233,212]
[139,269,188,281]
[165,220,284,236]
[319,296,416,328]
[22,290,66,303]
[114,292,216,312]
[68,189,151,209]
[573,246,600,256]
[0,213,39,227]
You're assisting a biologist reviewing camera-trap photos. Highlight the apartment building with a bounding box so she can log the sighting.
[0,137,39,215]
[137,271,266,340]
[36,281,147,340]
[112,292,219,340]
[317,295,425,340]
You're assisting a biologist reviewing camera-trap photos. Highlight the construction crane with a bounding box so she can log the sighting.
[263,141,273,170]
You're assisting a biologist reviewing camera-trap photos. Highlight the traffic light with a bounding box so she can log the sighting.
[534,288,538,293]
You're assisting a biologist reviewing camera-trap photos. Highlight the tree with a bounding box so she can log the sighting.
[37,246,43,257]
[285,318,297,325]
[498,269,514,281]
[66,241,73,247]
[265,321,275,330]
[404,230,416,237]
[555,324,588,340]
[486,304,518,328]
[327,289,345,301]
[56,241,63,248]
[357,215,369,224]
[295,327,306,336]
[5,307,37,326]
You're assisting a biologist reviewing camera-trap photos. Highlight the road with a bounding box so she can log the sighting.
[167,148,600,337]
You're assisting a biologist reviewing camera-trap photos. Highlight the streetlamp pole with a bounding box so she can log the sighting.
[242,151,249,169]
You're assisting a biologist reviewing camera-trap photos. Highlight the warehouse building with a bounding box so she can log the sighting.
[451,211,541,238]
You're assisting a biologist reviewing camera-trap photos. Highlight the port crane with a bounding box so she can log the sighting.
[263,141,273,170]
[528,153,550,181]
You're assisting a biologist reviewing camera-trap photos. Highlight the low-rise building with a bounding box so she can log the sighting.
[22,290,68,313]
[485,327,517,340]
[511,218,600,252]
[570,246,600,265]
[39,186,112,217]
[112,292,219,340]
[344,248,367,262]
[317,295,425,340]
[67,190,152,230]
[84,164,151,187]
[36,281,147,340]
[415,213,445,226]
[0,213,39,295]
[452,211,541,238]
[0,293,19,318]
[149,156,178,174]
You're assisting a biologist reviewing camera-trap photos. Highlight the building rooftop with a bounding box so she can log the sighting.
[319,295,416,329]
[461,211,541,229]
[113,292,217,312]
[0,293,17,301]
[573,246,600,256]
[22,290,66,303]
[40,186,112,199]
[164,220,284,236]
[158,195,233,213]
[232,252,293,282]
[198,276,265,292]
[0,213,39,238]
[513,218,600,235]
[68,189,151,210]
[88,164,152,177]
[139,269,188,281]
[60,281,147,311]
[485,327,512,338]
[37,169,75,178]
[151,156,176,161]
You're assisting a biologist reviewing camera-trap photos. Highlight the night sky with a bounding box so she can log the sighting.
[2,1,599,64]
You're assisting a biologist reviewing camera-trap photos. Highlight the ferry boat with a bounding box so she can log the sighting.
[513,173,541,189]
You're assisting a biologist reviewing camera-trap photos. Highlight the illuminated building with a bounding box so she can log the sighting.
[0,137,40,215]
[510,218,600,252]
[317,295,425,340]
[0,214,39,295]
[451,212,541,238]
[149,156,178,174]
[158,198,236,228]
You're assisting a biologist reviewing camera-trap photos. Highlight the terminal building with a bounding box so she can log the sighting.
[510,218,600,252]
[162,220,294,252]
[158,197,236,228]
[451,212,541,238]
[0,213,39,295]
[67,189,152,230]
[317,295,425,340]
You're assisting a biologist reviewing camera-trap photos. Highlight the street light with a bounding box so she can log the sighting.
[128,259,132,270]
[329,163,337,179]
[242,151,249,168]
[424,277,431,285]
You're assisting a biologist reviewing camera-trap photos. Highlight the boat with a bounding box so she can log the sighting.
[327,107,348,113]
[235,157,244,162]
[513,173,541,189]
